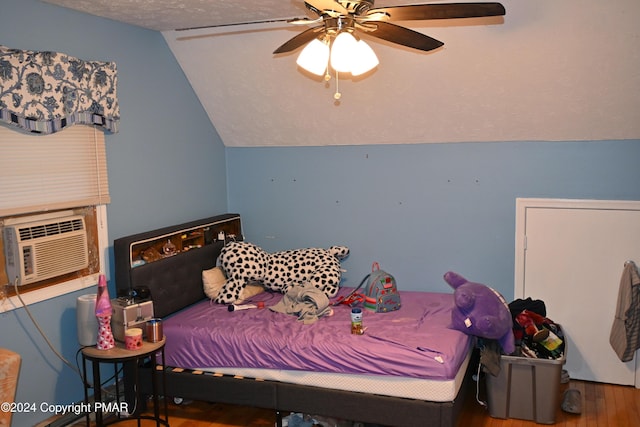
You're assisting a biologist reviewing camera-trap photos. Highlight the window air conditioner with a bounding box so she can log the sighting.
[3,214,89,286]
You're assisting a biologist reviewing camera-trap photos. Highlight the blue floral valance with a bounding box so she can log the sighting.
[0,45,119,134]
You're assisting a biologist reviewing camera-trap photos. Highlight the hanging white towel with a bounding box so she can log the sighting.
[610,261,640,362]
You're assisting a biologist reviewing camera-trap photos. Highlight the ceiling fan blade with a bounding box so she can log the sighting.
[366,2,506,22]
[274,26,325,54]
[176,18,294,32]
[304,0,349,16]
[288,17,324,25]
[365,21,444,52]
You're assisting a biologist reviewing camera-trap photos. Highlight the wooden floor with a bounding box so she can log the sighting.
[62,379,639,426]
[459,379,640,427]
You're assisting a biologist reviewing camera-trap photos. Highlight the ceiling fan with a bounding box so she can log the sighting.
[273,1,506,56]
[177,1,505,100]
[269,1,505,99]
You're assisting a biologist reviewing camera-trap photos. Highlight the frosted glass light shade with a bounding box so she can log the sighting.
[296,39,329,76]
[350,40,379,76]
[330,32,358,73]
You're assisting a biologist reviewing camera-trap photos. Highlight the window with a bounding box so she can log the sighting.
[0,125,110,312]
[0,125,110,215]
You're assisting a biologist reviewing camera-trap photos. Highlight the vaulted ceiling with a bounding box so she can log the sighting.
[42,1,640,147]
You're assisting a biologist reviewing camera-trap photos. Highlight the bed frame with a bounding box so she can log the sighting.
[114,214,476,427]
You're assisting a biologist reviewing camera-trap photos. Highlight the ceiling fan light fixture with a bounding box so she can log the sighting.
[330,31,358,73]
[269,0,506,98]
[296,38,330,76]
[350,39,379,76]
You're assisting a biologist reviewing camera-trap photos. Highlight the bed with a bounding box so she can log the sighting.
[114,214,478,427]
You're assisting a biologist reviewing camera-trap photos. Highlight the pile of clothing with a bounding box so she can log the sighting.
[281,412,363,427]
[509,297,564,360]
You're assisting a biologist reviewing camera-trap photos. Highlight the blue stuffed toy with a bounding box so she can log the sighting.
[444,271,515,354]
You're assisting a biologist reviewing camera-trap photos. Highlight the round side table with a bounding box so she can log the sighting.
[81,338,169,426]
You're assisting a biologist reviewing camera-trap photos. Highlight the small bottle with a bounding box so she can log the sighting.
[351,308,364,335]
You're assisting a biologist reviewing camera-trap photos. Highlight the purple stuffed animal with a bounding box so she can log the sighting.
[444,271,515,354]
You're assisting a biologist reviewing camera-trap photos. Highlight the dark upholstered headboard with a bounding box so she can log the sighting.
[114,214,241,319]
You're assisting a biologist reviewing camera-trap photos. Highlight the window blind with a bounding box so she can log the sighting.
[0,125,110,217]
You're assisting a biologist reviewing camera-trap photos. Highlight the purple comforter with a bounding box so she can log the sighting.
[162,288,472,380]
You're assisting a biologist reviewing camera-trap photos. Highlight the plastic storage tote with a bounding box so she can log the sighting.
[486,353,565,424]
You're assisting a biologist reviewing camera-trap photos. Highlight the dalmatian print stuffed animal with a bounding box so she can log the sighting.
[215,241,350,304]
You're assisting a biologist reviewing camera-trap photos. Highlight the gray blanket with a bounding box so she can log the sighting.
[270,283,333,324]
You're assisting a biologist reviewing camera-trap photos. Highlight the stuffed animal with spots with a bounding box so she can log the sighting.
[214,241,349,304]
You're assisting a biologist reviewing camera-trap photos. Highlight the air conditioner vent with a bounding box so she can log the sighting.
[18,218,85,241]
[3,215,89,285]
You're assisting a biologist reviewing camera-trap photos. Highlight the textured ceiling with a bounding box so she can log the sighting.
[41,0,365,31]
[41,0,421,31]
[40,1,640,147]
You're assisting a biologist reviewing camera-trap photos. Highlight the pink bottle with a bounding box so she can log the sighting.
[95,274,115,350]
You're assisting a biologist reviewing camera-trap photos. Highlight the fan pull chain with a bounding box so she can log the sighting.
[334,70,341,100]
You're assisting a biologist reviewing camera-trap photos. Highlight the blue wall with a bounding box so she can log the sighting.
[228,140,640,296]
[0,1,227,425]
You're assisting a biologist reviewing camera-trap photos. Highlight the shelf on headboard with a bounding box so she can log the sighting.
[128,219,240,267]
[113,214,242,306]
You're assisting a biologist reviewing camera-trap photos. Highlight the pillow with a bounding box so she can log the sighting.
[202,267,264,303]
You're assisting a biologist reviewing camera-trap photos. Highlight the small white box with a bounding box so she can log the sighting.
[111,299,154,342]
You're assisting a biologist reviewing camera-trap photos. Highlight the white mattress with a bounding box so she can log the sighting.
[195,343,473,403]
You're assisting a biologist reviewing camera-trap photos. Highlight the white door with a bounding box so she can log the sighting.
[515,198,640,386]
